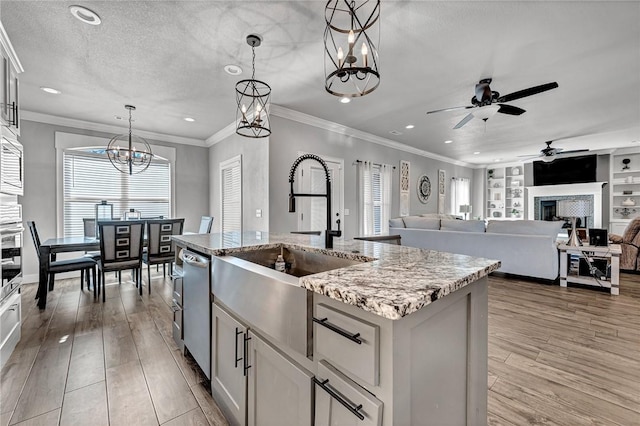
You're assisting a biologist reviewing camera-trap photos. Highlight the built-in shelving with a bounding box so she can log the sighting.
[609,148,640,234]
[486,164,524,220]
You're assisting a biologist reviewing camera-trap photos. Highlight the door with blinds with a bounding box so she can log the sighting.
[296,156,343,236]
[220,155,242,247]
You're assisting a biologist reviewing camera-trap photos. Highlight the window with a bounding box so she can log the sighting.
[63,149,171,237]
[358,161,392,236]
[450,177,470,216]
[220,155,242,247]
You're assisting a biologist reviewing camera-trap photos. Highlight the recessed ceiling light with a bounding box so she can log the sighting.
[69,5,101,25]
[340,97,351,104]
[444,140,453,144]
[405,124,414,129]
[40,87,61,94]
[494,158,502,162]
[184,117,195,122]
[224,64,243,75]
[389,130,403,136]
[473,151,480,155]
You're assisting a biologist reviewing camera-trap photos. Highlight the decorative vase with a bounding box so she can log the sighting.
[622,197,636,206]
[512,167,520,176]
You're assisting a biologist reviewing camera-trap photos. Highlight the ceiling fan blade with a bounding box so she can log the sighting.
[453,113,474,129]
[496,82,559,103]
[556,149,589,155]
[497,104,526,116]
[426,105,474,115]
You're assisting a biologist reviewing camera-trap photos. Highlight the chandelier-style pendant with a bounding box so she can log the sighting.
[106,105,153,175]
[324,0,380,98]
[236,34,271,138]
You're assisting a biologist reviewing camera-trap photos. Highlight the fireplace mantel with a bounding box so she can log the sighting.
[526,182,607,227]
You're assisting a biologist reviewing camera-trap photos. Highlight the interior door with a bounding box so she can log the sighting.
[297,156,343,236]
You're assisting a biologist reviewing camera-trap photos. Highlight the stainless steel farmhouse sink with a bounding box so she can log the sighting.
[212,246,370,357]
[229,246,363,277]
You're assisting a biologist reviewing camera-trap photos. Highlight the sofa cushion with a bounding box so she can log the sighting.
[389,217,405,228]
[440,219,485,233]
[486,220,563,240]
[403,216,440,230]
[420,213,460,220]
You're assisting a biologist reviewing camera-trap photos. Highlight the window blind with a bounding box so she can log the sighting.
[220,156,242,247]
[63,150,171,237]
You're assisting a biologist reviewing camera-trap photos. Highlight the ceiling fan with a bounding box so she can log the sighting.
[519,141,589,162]
[426,78,559,129]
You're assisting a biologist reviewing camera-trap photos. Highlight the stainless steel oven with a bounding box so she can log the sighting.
[0,136,24,196]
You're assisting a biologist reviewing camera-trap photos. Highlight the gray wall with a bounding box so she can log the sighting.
[19,119,209,280]
[268,115,475,239]
[208,132,270,233]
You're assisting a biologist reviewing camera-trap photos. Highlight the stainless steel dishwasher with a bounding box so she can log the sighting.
[182,249,211,379]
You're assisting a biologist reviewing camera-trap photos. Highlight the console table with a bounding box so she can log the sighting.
[558,244,622,295]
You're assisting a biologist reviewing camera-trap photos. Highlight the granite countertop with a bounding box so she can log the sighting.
[173,232,501,320]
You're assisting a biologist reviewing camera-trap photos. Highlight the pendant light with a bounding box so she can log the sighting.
[324,0,381,98]
[106,105,153,175]
[236,34,271,138]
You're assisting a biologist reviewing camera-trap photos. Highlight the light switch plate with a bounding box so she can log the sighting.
[344,209,350,216]
[256,209,262,217]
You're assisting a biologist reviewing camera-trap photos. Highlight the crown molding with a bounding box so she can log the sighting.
[0,22,24,73]
[21,110,207,147]
[205,119,238,147]
[269,105,473,168]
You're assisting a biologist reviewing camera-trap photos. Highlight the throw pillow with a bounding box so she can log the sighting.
[403,216,440,230]
[441,219,486,233]
[486,220,564,239]
[389,217,405,228]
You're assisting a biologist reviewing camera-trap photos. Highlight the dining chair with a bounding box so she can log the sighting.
[143,218,185,292]
[97,220,145,301]
[198,216,214,234]
[27,221,98,298]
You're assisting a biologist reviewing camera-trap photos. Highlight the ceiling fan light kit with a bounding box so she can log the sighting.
[107,105,154,175]
[427,78,558,129]
[236,34,271,138]
[324,0,380,98]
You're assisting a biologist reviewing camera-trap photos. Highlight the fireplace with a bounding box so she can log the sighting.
[526,182,606,228]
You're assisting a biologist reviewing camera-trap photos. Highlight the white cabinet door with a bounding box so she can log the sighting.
[211,303,248,426]
[247,330,313,426]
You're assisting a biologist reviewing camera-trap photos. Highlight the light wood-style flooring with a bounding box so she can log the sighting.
[1,271,639,425]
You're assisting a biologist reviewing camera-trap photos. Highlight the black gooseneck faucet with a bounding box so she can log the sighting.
[288,154,341,249]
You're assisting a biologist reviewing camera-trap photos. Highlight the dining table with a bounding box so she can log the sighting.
[36,237,100,309]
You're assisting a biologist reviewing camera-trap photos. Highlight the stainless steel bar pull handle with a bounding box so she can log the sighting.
[234,328,243,368]
[313,378,365,421]
[313,317,362,344]
[243,333,252,376]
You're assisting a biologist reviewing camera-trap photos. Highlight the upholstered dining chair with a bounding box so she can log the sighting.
[27,221,98,298]
[609,216,640,272]
[142,218,185,292]
[97,220,145,301]
[198,216,214,234]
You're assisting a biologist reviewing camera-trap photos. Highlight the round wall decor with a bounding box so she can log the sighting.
[417,174,431,204]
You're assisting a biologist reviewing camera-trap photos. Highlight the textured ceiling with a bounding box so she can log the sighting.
[2,1,639,165]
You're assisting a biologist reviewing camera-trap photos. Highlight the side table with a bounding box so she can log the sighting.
[558,244,622,295]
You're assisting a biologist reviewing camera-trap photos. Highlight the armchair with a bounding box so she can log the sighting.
[609,216,640,272]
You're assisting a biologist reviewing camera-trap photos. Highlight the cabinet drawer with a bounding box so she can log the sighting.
[315,360,383,426]
[0,291,21,370]
[314,303,379,386]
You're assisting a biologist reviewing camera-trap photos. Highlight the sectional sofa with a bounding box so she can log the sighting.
[390,215,564,280]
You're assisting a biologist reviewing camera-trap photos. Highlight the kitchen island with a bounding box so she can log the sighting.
[173,232,500,426]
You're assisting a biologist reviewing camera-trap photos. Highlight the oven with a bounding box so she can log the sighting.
[0,136,24,196]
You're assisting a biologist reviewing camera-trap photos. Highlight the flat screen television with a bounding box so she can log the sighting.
[533,154,597,186]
